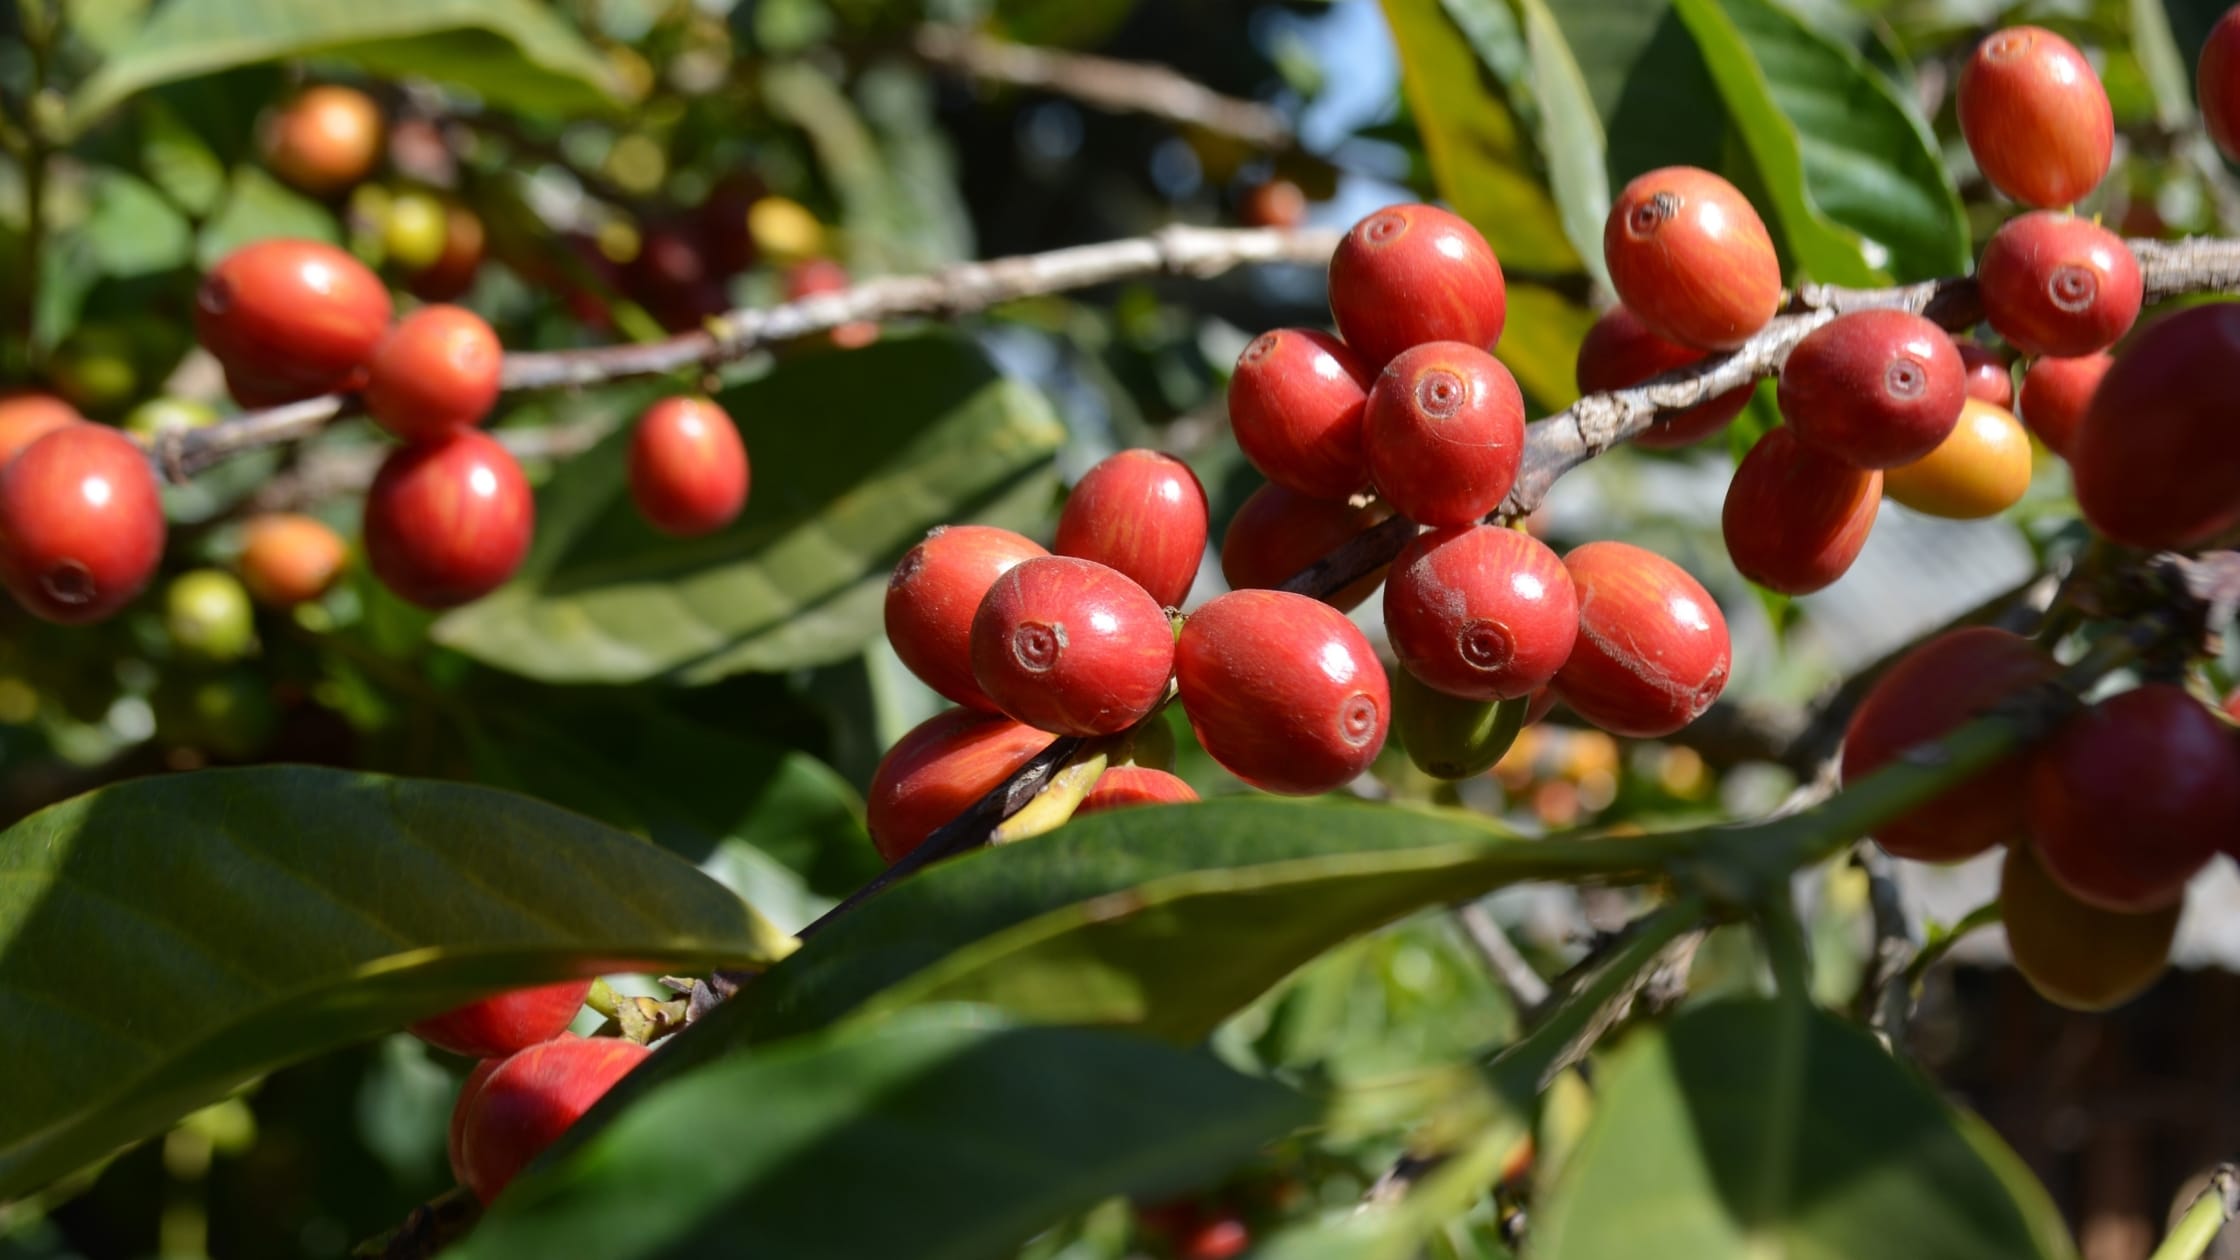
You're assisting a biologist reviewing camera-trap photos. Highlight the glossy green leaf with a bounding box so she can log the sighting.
[1535,998,2078,1260]
[435,335,1066,685]
[1506,0,1614,291]
[1501,280,1600,412]
[2134,0,2195,130]
[66,0,623,136]
[448,1005,1313,1260]
[1550,0,1730,184]
[0,767,791,1200]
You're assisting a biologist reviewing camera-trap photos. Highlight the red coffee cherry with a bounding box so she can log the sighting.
[1220,484,1393,612]
[1956,27,2113,208]
[1363,342,1525,527]
[1054,449,1208,608]
[260,84,385,197]
[1882,397,2032,520]
[1326,203,1507,368]
[886,525,1049,710]
[1778,310,1965,468]
[195,238,393,402]
[1840,627,2052,862]
[2029,685,2240,912]
[1227,329,1375,501]
[2016,352,2110,459]
[1721,427,1881,595]
[627,397,749,538]
[970,556,1175,737]
[1953,338,2014,408]
[1239,178,1307,229]
[2202,8,2240,164]
[0,425,166,625]
[452,1034,650,1204]
[2001,841,2179,1012]
[2070,303,2240,549]
[448,1058,501,1186]
[363,429,533,609]
[1384,524,1577,701]
[1976,212,2141,358]
[1603,167,1782,351]
[1574,304,1752,449]
[866,708,1056,862]
[237,513,348,608]
[1076,765,1200,816]
[784,258,878,350]
[1551,541,1730,739]
[1175,589,1390,795]
[364,305,504,443]
[409,981,595,1059]
[0,392,82,469]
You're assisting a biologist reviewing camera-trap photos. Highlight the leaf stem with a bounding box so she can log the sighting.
[1900,900,2002,990]
[2150,1165,2240,1260]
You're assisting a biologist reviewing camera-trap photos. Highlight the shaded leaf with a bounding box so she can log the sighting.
[1506,0,1614,291]
[196,165,339,269]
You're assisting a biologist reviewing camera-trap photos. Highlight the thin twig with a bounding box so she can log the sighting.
[1455,902,1551,1010]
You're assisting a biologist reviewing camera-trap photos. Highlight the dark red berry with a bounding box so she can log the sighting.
[0,425,166,625]
[885,525,1048,711]
[453,1034,649,1204]
[409,981,595,1059]
[866,708,1056,862]
[1977,213,2141,358]
[1175,589,1389,795]
[1239,179,1306,229]
[627,397,749,538]
[1219,484,1393,612]
[1722,427,1881,595]
[1076,765,1199,816]
[1957,27,2113,209]
[1778,310,1965,468]
[2203,9,2240,164]
[2017,352,2110,458]
[364,304,504,443]
[1327,203,1507,368]
[195,238,392,402]
[1551,542,1729,738]
[1363,342,1524,527]
[1226,329,1375,502]
[1604,167,1782,350]
[1953,338,2014,408]
[448,1059,500,1186]
[970,556,1174,737]
[1383,524,1577,701]
[1574,305,1752,449]
[784,258,878,349]
[363,429,533,608]
[1054,450,1208,608]
[2069,303,2240,549]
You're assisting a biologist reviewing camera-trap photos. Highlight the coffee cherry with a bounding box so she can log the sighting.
[2001,842,2177,1012]
[1226,329,1375,501]
[886,525,1049,710]
[1326,203,1507,368]
[448,1058,500,1186]
[0,425,166,625]
[1956,27,2113,208]
[1778,310,1965,468]
[1881,397,2032,519]
[165,569,257,663]
[409,202,488,303]
[627,397,749,538]
[0,392,81,468]
[1550,542,1729,739]
[2029,684,2240,912]
[970,556,1175,737]
[364,305,504,443]
[1240,178,1307,229]
[784,258,878,350]
[410,981,596,1059]
[1603,167,1782,350]
[1220,484,1393,613]
[1364,342,1524,527]
[2202,8,2240,164]
[1054,450,1208,608]
[1574,304,1752,449]
[866,708,1056,862]
[384,190,451,273]
[363,429,533,609]
[1976,213,2141,358]
[261,85,385,197]
[1394,669,1528,781]
[1076,765,1200,816]
[1953,338,2014,408]
[1175,590,1389,795]
[2069,303,2240,549]
[1384,524,1576,701]
[2014,352,2108,461]
[237,513,349,609]
[122,397,217,443]
[196,239,392,402]
[453,1034,649,1203]
[696,170,765,276]
[1721,427,1881,595]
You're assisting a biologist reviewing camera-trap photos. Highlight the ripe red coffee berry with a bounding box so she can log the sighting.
[2070,303,2240,549]
[1953,339,2014,408]
[1778,310,1966,468]
[195,238,392,401]
[409,981,595,1059]
[627,397,749,538]
[1841,627,2053,863]
[1383,525,1577,701]
[1175,589,1390,795]
[2029,685,2240,912]
[1220,484,1393,612]
[363,429,533,609]
[453,1034,650,1204]
[2203,8,2240,163]
[1326,203,1507,368]
[1076,765,1200,816]
[1976,212,2141,358]
[784,257,878,350]
[1054,449,1208,608]
[1722,427,1881,595]
[1551,542,1730,739]
[0,425,166,625]
[448,1058,500,1186]
[2016,352,2110,458]
[886,525,1049,710]
[1227,329,1375,501]
[364,305,504,443]
[1603,167,1782,350]
[1239,178,1307,229]
[1364,342,1524,527]
[0,392,81,469]
[866,708,1056,862]
[970,556,1175,737]
[1574,304,1752,449]
[1957,27,2113,208]
[237,513,348,608]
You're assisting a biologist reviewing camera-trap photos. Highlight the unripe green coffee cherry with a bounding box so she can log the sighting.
[165,568,258,663]
[383,190,450,272]
[1120,713,1178,771]
[123,397,219,442]
[1394,668,1528,781]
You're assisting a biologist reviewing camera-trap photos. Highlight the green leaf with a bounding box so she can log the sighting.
[0,766,792,1201]
[763,62,974,272]
[66,0,623,137]
[80,168,194,277]
[1535,998,2078,1260]
[1501,280,1600,412]
[196,165,339,268]
[1506,0,1614,291]
[435,335,1065,685]
[446,1006,1312,1260]
[1550,0,1729,183]
[2134,0,2195,131]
